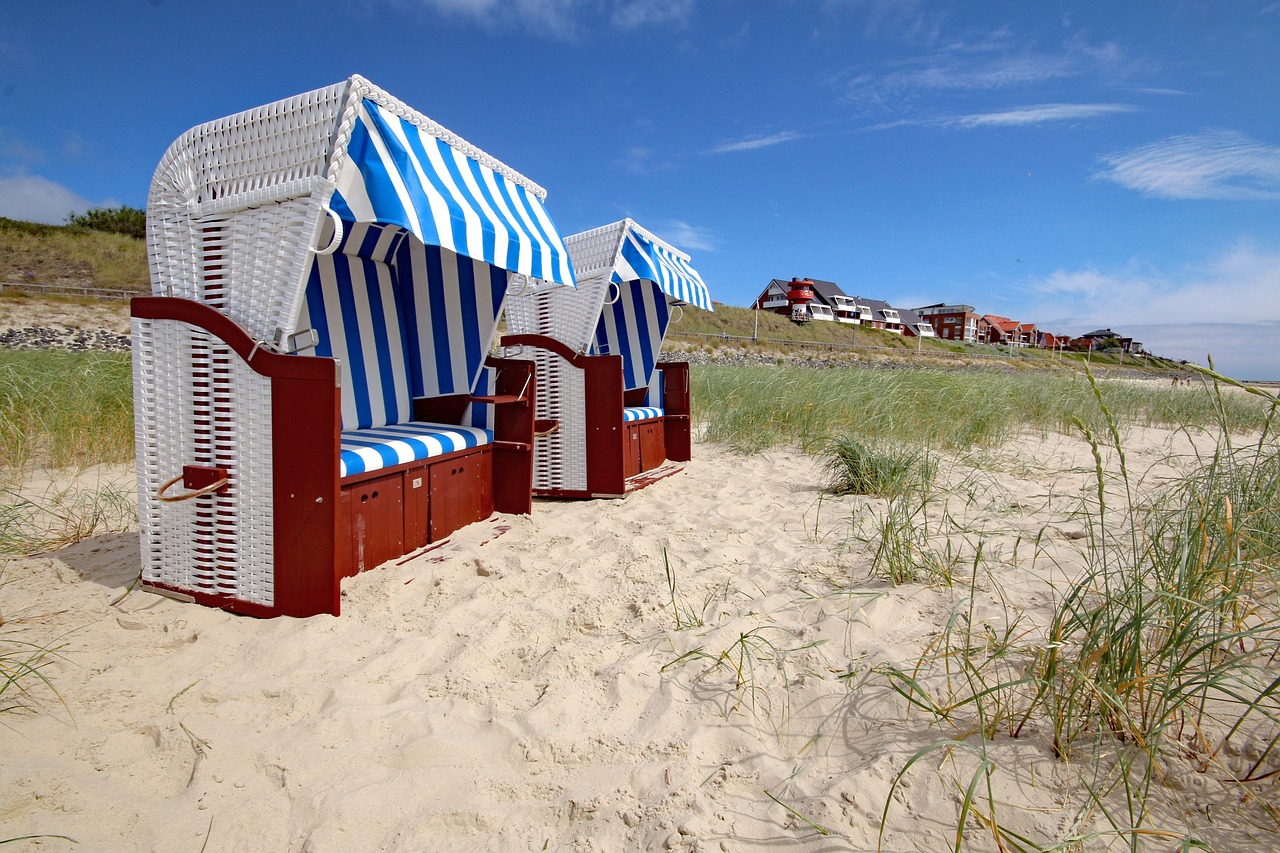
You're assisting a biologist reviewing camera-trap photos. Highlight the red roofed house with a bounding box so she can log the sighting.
[979,315,1032,346]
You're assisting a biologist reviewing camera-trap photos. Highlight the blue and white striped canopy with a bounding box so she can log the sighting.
[613,226,711,310]
[331,98,575,287]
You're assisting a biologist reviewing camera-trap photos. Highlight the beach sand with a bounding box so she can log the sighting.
[2,294,1275,849]
[2,425,1274,852]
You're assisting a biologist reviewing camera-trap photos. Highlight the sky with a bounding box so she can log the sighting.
[2,1,1278,379]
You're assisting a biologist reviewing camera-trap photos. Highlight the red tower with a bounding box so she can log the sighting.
[786,277,815,323]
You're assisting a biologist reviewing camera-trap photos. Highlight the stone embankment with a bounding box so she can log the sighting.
[0,324,1189,386]
[0,326,131,353]
[663,343,1021,373]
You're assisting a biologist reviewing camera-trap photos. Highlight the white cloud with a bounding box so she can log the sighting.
[0,172,106,224]
[1120,321,1280,379]
[842,31,1126,107]
[1096,130,1280,200]
[394,0,690,37]
[708,131,804,154]
[657,219,714,253]
[1026,242,1280,377]
[950,102,1134,128]
[611,0,692,29]
[1033,242,1280,326]
[618,145,677,174]
[0,128,45,163]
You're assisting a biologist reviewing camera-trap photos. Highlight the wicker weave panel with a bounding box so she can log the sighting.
[147,82,348,342]
[505,273,608,354]
[133,318,275,608]
[530,349,586,492]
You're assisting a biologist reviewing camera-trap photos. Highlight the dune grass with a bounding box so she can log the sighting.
[692,364,1272,453]
[864,374,1280,851]
[0,349,134,478]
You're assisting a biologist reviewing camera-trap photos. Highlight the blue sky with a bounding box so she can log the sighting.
[3,0,1278,378]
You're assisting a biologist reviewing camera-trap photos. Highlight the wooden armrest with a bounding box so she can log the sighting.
[469,394,524,405]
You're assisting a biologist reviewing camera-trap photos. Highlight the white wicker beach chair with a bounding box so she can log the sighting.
[132,75,575,617]
[503,219,711,498]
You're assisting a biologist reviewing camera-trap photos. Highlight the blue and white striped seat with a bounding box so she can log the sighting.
[339,422,492,478]
[622,406,663,423]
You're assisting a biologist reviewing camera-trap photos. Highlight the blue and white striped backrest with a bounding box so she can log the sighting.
[300,251,413,431]
[463,365,497,431]
[591,279,670,391]
[394,240,508,401]
[644,368,665,409]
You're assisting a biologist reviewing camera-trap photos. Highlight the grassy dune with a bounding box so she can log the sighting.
[0,217,148,291]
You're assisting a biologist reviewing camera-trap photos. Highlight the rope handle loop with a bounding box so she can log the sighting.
[670,303,685,324]
[507,273,534,298]
[603,281,621,305]
[313,205,343,255]
[157,473,229,503]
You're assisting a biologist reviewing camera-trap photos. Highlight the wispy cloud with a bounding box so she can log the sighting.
[617,145,678,174]
[949,102,1135,127]
[819,0,946,44]
[867,102,1134,131]
[389,0,691,38]
[0,128,46,163]
[610,0,692,29]
[839,29,1133,114]
[1096,130,1280,200]
[657,219,714,253]
[707,130,805,154]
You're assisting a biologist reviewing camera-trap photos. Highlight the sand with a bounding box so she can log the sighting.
[2,295,1276,850]
[2,424,1275,852]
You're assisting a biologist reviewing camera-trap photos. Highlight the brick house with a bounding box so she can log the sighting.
[899,306,937,338]
[913,303,979,342]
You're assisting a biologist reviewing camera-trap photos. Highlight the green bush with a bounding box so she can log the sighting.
[65,205,146,240]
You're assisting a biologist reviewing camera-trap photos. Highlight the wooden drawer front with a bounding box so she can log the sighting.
[403,466,429,552]
[623,424,643,478]
[638,421,665,472]
[428,450,494,541]
[339,474,404,577]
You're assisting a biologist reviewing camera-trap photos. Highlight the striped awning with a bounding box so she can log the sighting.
[613,225,712,310]
[330,98,575,287]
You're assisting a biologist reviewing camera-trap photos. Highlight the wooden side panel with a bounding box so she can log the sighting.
[271,369,342,615]
[583,356,626,496]
[489,357,535,516]
[132,296,343,618]
[658,362,692,463]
